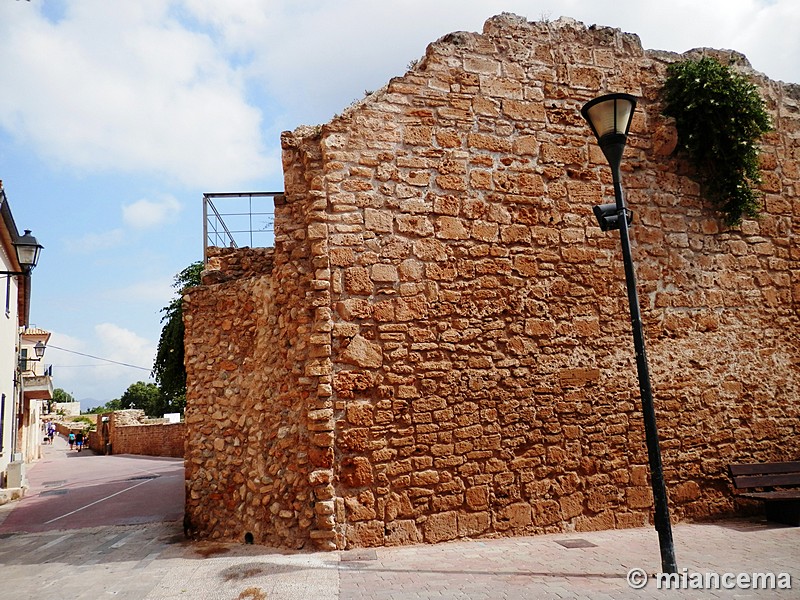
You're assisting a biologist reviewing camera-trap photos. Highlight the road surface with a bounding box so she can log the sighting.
[0,433,183,534]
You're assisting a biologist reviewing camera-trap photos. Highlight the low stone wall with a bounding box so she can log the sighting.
[90,411,186,458]
[110,422,186,457]
[53,422,87,438]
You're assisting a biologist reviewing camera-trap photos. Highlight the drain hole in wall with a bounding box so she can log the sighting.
[244,532,254,544]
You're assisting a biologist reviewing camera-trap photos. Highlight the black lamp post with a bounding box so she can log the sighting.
[581,93,678,575]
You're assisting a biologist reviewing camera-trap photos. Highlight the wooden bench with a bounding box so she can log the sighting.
[729,461,800,526]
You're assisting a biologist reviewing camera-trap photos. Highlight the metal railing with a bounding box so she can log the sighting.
[203,192,282,263]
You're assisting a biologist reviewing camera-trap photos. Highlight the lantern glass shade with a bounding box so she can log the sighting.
[14,230,43,272]
[581,93,637,142]
[34,341,46,358]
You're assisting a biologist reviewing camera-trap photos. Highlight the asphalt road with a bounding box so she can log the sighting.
[0,434,184,534]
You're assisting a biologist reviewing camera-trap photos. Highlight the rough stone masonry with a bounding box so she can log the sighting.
[183,14,800,551]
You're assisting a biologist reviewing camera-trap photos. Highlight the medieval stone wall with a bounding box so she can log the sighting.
[184,14,799,551]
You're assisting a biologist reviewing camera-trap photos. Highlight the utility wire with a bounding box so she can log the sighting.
[46,344,151,371]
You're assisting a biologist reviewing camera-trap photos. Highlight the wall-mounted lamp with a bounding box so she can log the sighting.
[1,229,44,276]
[30,341,46,360]
[19,340,47,373]
[1,229,43,314]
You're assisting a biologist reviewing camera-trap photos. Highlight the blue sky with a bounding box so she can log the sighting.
[0,0,797,408]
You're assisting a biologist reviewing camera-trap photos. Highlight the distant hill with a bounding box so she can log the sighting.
[80,398,103,413]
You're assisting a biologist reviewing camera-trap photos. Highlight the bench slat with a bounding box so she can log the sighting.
[729,461,800,477]
[740,490,800,501]
[732,472,800,489]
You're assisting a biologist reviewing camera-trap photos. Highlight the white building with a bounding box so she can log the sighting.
[19,327,54,463]
[0,182,46,492]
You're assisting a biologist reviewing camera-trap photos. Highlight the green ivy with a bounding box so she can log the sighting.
[662,57,772,225]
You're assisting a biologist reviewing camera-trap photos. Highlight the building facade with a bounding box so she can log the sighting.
[0,182,48,492]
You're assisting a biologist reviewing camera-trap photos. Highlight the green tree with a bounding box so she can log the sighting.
[85,399,122,414]
[120,381,164,417]
[152,261,203,414]
[52,388,75,403]
[49,388,76,413]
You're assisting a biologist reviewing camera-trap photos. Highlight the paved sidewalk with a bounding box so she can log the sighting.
[0,438,796,598]
[0,517,797,599]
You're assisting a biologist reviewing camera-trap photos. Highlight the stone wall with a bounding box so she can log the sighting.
[184,14,800,551]
[110,422,186,457]
[184,189,327,546]
[88,410,185,458]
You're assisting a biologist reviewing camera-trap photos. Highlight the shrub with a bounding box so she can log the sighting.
[662,57,772,225]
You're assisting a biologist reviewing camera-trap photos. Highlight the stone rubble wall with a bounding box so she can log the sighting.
[184,171,328,546]
[184,14,799,551]
[202,246,276,285]
[86,410,185,457]
[108,422,186,457]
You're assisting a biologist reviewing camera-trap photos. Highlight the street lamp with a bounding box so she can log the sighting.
[0,228,43,312]
[581,93,678,575]
[1,229,44,276]
[19,340,46,372]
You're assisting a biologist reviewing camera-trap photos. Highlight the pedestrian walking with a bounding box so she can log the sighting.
[68,431,75,450]
[76,432,84,452]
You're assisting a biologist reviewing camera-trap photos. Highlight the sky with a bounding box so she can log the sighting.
[0,0,797,410]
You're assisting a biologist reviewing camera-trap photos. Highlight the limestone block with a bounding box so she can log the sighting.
[423,510,459,543]
[396,214,435,237]
[371,263,399,282]
[384,520,422,545]
[404,125,433,146]
[344,267,373,295]
[338,428,372,452]
[495,502,532,531]
[309,469,333,485]
[340,335,383,368]
[558,368,600,388]
[458,511,490,537]
[365,208,393,233]
[341,456,374,487]
[346,520,384,547]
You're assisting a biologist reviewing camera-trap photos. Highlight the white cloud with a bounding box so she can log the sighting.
[0,0,273,188]
[123,195,182,229]
[177,0,799,131]
[45,326,155,404]
[95,322,155,370]
[64,228,125,254]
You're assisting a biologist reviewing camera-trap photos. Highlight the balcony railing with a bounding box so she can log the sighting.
[203,192,282,264]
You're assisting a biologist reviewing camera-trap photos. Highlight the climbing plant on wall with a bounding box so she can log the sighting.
[661,57,772,225]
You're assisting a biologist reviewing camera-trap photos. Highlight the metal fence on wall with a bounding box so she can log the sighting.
[203,192,282,263]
